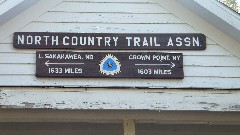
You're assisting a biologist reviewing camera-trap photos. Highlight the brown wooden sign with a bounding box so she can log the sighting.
[36,51,184,79]
[14,32,206,50]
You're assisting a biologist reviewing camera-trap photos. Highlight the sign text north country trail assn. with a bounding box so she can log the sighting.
[14,32,206,50]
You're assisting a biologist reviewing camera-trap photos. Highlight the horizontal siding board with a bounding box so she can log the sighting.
[0,90,240,111]
[36,12,184,24]
[19,23,198,33]
[51,2,169,13]
[0,53,35,64]
[0,44,232,56]
[184,56,240,67]
[1,64,240,78]
[206,38,217,45]
[0,75,239,88]
[0,53,239,67]
[0,64,34,75]
[184,66,240,78]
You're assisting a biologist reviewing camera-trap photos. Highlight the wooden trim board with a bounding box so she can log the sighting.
[1,88,240,111]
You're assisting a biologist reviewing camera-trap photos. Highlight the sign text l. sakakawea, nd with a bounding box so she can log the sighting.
[36,51,184,79]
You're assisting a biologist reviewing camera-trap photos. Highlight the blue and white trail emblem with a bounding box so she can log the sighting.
[99,54,121,75]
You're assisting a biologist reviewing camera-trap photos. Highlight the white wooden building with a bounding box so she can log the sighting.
[0,0,240,134]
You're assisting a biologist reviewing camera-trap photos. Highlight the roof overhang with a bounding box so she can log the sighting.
[177,0,240,43]
[0,0,39,26]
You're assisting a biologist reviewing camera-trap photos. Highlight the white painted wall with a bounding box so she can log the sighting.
[0,0,240,89]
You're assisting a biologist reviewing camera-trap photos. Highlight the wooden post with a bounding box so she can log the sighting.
[123,119,135,135]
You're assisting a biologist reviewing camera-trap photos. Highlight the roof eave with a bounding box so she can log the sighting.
[0,0,39,26]
[177,0,240,43]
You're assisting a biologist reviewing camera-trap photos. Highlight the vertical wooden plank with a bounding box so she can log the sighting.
[124,119,135,135]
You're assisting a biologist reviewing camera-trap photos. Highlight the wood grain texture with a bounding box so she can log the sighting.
[1,89,240,111]
[124,119,135,135]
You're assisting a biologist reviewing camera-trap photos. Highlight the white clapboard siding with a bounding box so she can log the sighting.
[2,23,201,44]
[207,38,217,45]
[18,23,199,33]
[0,64,34,75]
[0,44,227,55]
[0,44,233,56]
[1,53,239,66]
[36,12,184,24]
[1,64,240,78]
[3,22,198,44]
[184,56,240,66]
[184,66,240,78]
[51,2,168,13]
[0,0,239,89]
[0,75,239,88]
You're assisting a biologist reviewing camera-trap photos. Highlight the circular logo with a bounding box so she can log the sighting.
[99,54,121,75]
